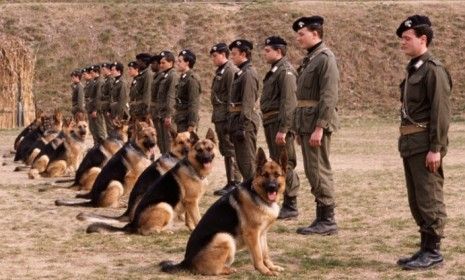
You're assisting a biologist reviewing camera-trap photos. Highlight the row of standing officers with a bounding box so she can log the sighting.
[70,14,451,270]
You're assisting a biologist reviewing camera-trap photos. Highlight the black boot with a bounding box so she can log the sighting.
[278,196,299,219]
[401,233,443,270]
[397,232,425,266]
[296,205,338,235]
[213,157,238,196]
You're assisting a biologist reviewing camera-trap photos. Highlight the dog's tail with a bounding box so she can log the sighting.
[38,182,77,192]
[54,178,75,183]
[159,260,188,273]
[13,166,28,172]
[76,212,130,223]
[86,222,132,234]
[75,192,92,199]
[54,198,92,207]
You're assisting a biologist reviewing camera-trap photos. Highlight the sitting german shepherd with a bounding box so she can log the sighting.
[28,119,88,179]
[76,129,196,223]
[13,109,44,152]
[160,148,287,276]
[14,110,62,164]
[85,128,216,235]
[55,121,156,208]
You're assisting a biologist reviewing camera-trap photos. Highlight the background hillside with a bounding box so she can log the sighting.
[1,1,464,118]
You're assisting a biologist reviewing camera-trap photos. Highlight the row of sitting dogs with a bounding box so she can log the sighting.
[11,110,289,276]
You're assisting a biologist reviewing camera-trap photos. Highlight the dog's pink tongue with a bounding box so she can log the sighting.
[268,192,277,201]
[203,162,212,169]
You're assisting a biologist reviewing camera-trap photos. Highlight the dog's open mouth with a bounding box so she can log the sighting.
[267,191,277,202]
[196,154,214,169]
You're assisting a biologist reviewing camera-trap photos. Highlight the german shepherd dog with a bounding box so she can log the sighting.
[55,121,156,208]
[160,148,287,276]
[85,128,216,235]
[26,116,75,167]
[14,110,62,163]
[56,118,129,191]
[76,129,196,223]
[13,109,44,152]
[28,119,88,179]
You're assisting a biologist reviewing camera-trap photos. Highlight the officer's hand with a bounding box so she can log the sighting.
[425,151,441,173]
[275,132,286,146]
[91,111,97,118]
[235,130,246,141]
[309,126,323,147]
[164,117,172,128]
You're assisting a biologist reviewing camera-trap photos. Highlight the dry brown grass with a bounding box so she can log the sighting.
[1,115,465,279]
[0,1,464,117]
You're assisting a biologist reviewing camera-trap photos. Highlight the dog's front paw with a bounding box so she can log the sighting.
[256,265,277,276]
[264,260,284,272]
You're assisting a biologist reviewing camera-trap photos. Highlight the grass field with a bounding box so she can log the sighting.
[1,117,464,279]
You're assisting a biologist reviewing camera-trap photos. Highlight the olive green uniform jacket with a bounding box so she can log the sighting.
[174,69,201,132]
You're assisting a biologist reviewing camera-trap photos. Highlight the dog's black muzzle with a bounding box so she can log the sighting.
[143,139,156,149]
[195,152,215,164]
[264,180,279,193]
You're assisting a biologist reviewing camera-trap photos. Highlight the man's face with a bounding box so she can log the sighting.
[71,75,80,83]
[101,67,111,77]
[83,72,92,81]
[128,67,138,78]
[400,29,427,57]
[210,52,226,67]
[230,48,247,66]
[296,27,318,49]
[151,61,160,73]
[110,66,120,77]
[91,71,99,78]
[263,46,281,64]
[176,56,189,73]
[159,58,173,71]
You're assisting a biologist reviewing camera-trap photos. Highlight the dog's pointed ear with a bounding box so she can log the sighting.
[146,117,154,128]
[112,117,121,128]
[279,149,288,175]
[256,147,267,173]
[190,131,200,145]
[205,128,216,144]
[169,128,178,141]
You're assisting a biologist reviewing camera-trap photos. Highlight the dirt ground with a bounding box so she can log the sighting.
[1,118,465,279]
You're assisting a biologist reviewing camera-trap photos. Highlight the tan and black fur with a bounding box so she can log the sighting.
[85,128,216,235]
[76,130,196,223]
[54,121,156,208]
[160,147,287,276]
[28,119,88,179]
[13,109,44,152]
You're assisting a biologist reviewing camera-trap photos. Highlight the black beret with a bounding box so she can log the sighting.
[127,61,140,69]
[159,50,175,60]
[229,39,253,51]
[101,62,112,69]
[89,65,100,72]
[210,43,229,54]
[83,66,92,73]
[111,61,124,69]
[135,53,153,63]
[70,68,82,76]
[292,16,324,32]
[396,15,432,37]
[264,36,287,46]
[179,49,196,61]
[148,54,162,64]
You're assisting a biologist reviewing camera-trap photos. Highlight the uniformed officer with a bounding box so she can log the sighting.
[128,53,153,121]
[155,51,179,154]
[87,64,107,144]
[292,16,340,235]
[174,49,201,132]
[109,62,129,120]
[100,62,115,131]
[70,68,85,117]
[228,39,260,181]
[260,36,300,219]
[395,15,451,270]
[149,54,163,130]
[209,43,242,196]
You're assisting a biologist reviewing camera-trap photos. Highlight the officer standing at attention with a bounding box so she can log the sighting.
[395,15,451,270]
[149,54,163,132]
[87,64,107,144]
[156,51,179,154]
[260,36,300,219]
[100,62,115,131]
[109,62,129,120]
[70,68,85,117]
[228,39,260,181]
[174,49,201,132]
[129,53,153,121]
[209,43,242,196]
[292,16,340,236]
